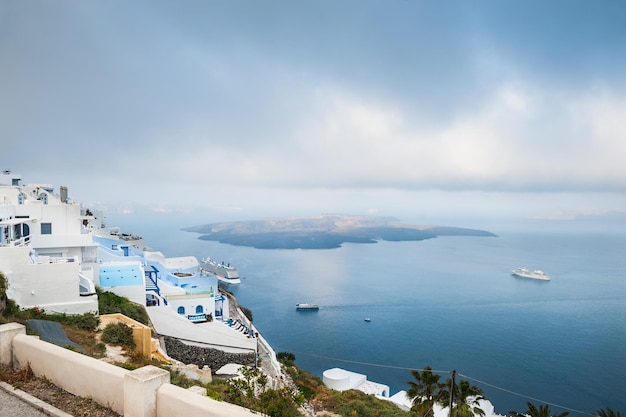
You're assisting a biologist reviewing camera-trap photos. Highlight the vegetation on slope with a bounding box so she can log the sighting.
[96,288,150,325]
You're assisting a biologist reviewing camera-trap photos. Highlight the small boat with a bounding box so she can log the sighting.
[364,317,371,322]
[511,267,550,281]
[296,303,319,310]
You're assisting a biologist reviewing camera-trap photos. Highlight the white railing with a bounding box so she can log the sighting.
[0,235,30,247]
[33,255,77,264]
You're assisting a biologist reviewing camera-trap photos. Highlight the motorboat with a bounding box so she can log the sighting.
[511,267,550,281]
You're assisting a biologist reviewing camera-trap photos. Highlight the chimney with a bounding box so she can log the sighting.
[60,186,68,203]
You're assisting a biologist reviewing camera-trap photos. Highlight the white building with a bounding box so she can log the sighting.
[94,234,256,353]
[0,171,98,314]
[323,367,390,398]
[0,170,260,361]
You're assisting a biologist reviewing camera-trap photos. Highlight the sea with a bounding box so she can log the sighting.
[108,212,626,416]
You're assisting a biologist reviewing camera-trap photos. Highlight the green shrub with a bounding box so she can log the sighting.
[0,271,7,296]
[119,362,137,370]
[102,322,135,349]
[258,388,302,417]
[169,369,196,389]
[2,299,19,317]
[97,289,149,325]
[277,351,296,366]
[50,312,100,331]
[68,312,100,331]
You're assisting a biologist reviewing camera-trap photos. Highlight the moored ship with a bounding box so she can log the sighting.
[201,257,241,284]
[511,267,550,281]
[296,303,319,310]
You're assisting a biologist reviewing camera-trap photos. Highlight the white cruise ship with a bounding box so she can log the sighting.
[511,267,550,281]
[200,257,241,284]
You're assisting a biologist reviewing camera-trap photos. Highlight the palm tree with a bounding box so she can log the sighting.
[510,402,569,417]
[407,366,447,417]
[597,408,623,417]
[437,372,485,417]
[443,379,485,417]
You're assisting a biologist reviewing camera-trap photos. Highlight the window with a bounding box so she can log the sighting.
[195,305,204,314]
[177,306,185,315]
[41,223,52,235]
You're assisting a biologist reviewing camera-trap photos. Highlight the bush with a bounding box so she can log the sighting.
[64,312,100,331]
[0,271,7,296]
[97,288,149,325]
[95,342,106,354]
[102,322,135,349]
[277,351,296,366]
[2,299,19,317]
[73,312,100,331]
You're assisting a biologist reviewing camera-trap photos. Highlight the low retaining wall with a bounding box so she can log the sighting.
[100,313,152,358]
[156,383,260,417]
[0,322,257,417]
[13,332,127,414]
[163,336,256,370]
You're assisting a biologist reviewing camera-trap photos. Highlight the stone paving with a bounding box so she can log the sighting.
[0,382,72,417]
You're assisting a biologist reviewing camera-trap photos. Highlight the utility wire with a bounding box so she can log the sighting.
[285,349,598,417]
[287,349,449,374]
[457,373,595,417]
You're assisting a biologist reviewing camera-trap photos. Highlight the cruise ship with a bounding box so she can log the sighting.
[511,267,550,281]
[296,303,319,310]
[200,257,241,285]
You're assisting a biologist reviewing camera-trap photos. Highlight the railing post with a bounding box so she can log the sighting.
[0,323,26,366]
[123,365,170,417]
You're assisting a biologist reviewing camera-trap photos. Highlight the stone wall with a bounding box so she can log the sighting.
[162,336,256,370]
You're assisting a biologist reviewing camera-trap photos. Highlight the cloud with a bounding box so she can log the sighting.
[138,78,625,195]
[2,1,626,220]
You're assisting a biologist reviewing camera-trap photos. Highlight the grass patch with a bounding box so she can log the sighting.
[96,289,149,325]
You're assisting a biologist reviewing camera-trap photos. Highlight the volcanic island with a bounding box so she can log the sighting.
[183,214,496,250]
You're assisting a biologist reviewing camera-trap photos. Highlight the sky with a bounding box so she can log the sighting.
[1,1,626,225]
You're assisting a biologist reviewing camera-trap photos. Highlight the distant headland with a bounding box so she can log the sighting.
[183,214,497,249]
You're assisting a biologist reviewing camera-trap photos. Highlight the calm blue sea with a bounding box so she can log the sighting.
[110,213,626,415]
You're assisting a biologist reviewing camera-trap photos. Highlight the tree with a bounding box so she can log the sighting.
[510,402,569,417]
[0,270,7,314]
[597,408,623,417]
[441,377,485,417]
[407,366,447,417]
[277,351,296,366]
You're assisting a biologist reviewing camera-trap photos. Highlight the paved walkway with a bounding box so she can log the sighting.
[0,382,72,417]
